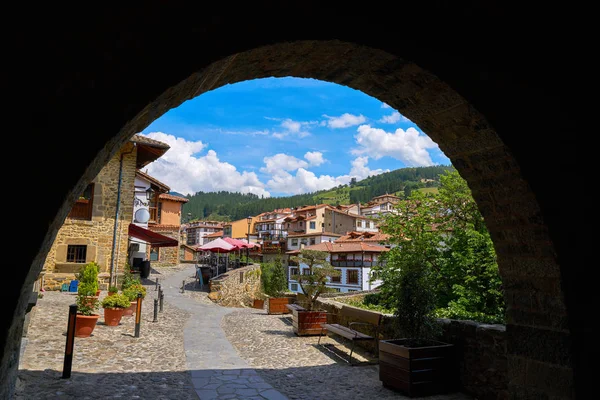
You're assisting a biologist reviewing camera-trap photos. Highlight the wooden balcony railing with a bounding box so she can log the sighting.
[331,260,379,268]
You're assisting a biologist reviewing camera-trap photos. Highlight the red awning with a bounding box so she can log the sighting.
[128,224,178,248]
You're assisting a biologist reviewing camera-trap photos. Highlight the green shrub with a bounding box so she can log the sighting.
[77,261,100,294]
[76,293,99,316]
[101,293,131,309]
[260,257,288,298]
[120,269,140,291]
[123,283,147,301]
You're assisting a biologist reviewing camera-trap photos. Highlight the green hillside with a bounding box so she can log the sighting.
[182,165,454,221]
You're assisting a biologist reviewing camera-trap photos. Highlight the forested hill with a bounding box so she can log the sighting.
[181,165,453,221]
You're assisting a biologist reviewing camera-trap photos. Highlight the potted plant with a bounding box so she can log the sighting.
[101,293,130,326]
[108,285,119,296]
[122,283,147,316]
[375,193,456,397]
[77,261,100,296]
[289,249,340,336]
[261,257,292,314]
[74,292,100,338]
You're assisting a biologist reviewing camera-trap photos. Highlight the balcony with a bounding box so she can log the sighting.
[331,260,380,268]
[262,243,287,254]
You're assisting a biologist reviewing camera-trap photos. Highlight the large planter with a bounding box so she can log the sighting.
[379,338,455,397]
[122,301,137,317]
[292,309,327,336]
[103,307,125,326]
[267,297,292,314]
[74,314,100,338]
[253,299,265,309]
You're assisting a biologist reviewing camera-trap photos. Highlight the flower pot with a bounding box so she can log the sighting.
[103,307,125,326]
[75,314,100,338]
[292,309,328,336]
[379,338,455,397]
[95,289,101,296]
[253,299,265,309]
[108,291,117,296]
[122,301,137,317]
[267,297,292,314]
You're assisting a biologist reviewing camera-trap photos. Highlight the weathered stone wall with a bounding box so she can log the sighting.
[42,144,137,290]
[317,297,507,400]
[208,264,262,307]
[151,230,180,268]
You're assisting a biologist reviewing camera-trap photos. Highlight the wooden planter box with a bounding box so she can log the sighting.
[253,299,265,309]
[379,338,455,397]
[292,309,327,336]
[267,297,292,314]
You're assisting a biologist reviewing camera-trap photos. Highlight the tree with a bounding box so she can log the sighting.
[290,249,340,311]
[260,255,288,298]
[372,169,505,328]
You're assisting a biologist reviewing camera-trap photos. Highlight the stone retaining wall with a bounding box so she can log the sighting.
[317,297,507,400]
[208,264,262,307]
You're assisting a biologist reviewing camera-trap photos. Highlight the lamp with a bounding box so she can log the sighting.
[246,216,252,263]
[145,187,154,201]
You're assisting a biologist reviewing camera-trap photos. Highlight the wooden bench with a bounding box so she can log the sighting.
[318,305,383,365]
[285,303,306,312]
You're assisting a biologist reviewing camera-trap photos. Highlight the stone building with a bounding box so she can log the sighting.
[41,135,170,291]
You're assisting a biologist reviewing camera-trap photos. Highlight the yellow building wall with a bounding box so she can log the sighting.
[229,216,259,239]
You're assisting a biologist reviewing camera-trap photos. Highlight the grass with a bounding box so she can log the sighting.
[334,296,394,314]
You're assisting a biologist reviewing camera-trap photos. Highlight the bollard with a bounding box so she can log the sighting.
[153,298,158,322]
[159,292,164,312]
[182,280,185,293]
[134,293,143,338]
[155,277,159,291]
[62,304,77,379]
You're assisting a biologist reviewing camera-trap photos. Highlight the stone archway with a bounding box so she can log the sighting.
[4,7,588,399]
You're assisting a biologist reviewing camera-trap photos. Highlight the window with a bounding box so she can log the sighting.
[291,238,298,246]
[348,289,358,292]
[331,288,341,292]
[331,268,341,283]
[290,283,298,291]
[347,269,359,284]
[66,245,87,263]
[310,221,316,229]
[302,268,311,275]
[290,267,299,277]
[356,221,362,228]
[68,183,94,220]
[309,237,316,245]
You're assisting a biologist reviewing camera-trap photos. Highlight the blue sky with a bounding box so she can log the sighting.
[140,77,450,197]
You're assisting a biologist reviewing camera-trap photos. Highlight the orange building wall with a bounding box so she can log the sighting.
[160,200,182,226]
[228,216,259,239]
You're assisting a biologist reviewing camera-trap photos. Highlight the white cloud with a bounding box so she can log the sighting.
[260,153,309,175]
[322,113,367,129]
[267,168,351,195]
[352,125,438,166]
[304,151,325,166]
[381,102,391,109]
[140,132,270,197]
[379,111,411,124]
[349,156,388,180]
[269,118,312,139]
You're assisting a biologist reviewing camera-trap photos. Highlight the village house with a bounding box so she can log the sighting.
[359,193,401,219]
[185,220,224,246]
[40,134,174,291]
[286,241,389,294]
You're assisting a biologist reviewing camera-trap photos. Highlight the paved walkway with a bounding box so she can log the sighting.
[161,267,287,400]
[16,264,472,400]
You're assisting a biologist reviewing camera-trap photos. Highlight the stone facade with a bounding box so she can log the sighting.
[316,296,507,400]
[207,265,263,307]
[42,143,137,291]
[150,229,180,267]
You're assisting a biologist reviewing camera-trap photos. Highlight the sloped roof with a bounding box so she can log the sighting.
[286,241,389,254]
[136,169,170,192]
[158,193,189,203]
[131,134,171,149]
[336,231,391,243]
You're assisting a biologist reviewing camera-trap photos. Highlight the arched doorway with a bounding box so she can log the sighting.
[4,7,588,399]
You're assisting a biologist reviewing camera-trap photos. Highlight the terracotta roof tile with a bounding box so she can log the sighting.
[287,232,342,238]
[286,241,389,254]
[159,193,189,203]
[206,231,224,238]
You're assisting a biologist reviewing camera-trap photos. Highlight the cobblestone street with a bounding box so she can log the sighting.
[16,265,472,399]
